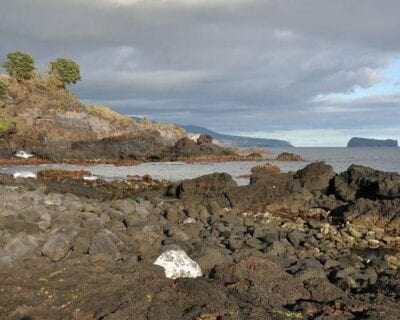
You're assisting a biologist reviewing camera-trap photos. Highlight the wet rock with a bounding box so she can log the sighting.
[276,152,304,161]
[41,232,73,261]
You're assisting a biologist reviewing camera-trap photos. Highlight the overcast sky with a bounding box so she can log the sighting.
[1,0,399,146]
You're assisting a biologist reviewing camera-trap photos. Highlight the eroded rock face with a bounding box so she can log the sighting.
[334,165,400,201]
[344,198,400,234]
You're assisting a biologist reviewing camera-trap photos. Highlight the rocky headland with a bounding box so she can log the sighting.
[1,163,400,319]
[0,76,260,164]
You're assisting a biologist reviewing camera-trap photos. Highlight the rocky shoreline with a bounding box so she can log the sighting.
[0,163,400,319]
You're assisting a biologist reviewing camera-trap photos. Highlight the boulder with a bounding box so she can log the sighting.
[172,172,237,208]
[250,163,280,184]
[294,162,335,193]
[154,249,202,279]
[89,230,121,260]
[41,232,73,261]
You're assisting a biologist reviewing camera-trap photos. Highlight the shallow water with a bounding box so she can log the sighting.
[1,147,399,185]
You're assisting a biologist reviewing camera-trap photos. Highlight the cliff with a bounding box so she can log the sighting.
[347,137,398,148]
[0,76,250,162]
[0,76,191,160]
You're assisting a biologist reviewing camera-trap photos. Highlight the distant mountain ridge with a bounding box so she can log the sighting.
[347,137,398,147]
[182,125,293,148]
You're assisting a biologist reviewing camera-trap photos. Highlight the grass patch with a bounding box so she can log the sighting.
[0,119,9,132]
[272,309,304,319]
[88,105,132,122]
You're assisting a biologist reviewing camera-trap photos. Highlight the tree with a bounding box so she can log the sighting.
[0,80,7,100]
[50,58,81,86]
[3,51,35,80]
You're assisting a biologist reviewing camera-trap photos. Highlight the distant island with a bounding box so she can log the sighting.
[182,125,293,148]
[347,137,398,147]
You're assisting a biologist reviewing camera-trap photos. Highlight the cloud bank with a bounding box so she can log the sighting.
[1,0,399,145]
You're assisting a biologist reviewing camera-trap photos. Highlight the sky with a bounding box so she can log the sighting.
[0,0,399,146]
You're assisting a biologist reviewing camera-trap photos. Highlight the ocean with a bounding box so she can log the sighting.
[1,147,399,185]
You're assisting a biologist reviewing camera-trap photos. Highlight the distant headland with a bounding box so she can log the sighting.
[347,137,398,147]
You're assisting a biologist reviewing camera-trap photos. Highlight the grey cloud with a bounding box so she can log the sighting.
[0,0,399,145]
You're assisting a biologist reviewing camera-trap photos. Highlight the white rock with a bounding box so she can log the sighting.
[44,194,63,206]
[13,171,37,179]
[83,175,98,181]
[188,133,201,142]
[183,217,196,224]
[15,150,34,159]
[154,249,202,279]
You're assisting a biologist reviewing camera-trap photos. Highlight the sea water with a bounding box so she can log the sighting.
[1,147,399,185]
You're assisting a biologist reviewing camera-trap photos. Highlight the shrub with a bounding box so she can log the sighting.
[0,80,7,100]
[3,51,35,80]
[0,119,9,132]
[50,58,81,86]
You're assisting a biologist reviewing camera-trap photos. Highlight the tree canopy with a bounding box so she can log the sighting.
[3,51,35,80]
[50,58,81,86]
[0,81,7,100]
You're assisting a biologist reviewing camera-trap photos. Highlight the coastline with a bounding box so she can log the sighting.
[1,162,400,318]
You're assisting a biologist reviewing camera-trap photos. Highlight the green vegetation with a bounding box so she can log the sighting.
[0,118,10,132]
[0,80,7,100]
[2,51,35,80]
[50,58,81,86]
[88,105,127,121]
[272,309,304,319]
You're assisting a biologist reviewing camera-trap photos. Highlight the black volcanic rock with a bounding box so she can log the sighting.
[333,165,400,201]
[294,162,335,193]
[347,137,398,147]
